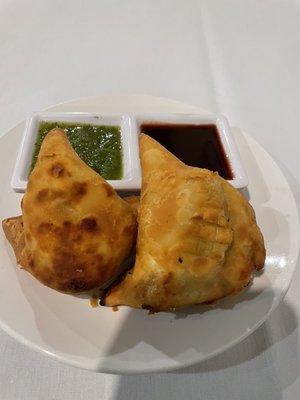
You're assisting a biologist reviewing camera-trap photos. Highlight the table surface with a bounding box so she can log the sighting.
[0,1,299,399]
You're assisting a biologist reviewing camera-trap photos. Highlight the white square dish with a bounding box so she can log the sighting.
[11,112,140,193]
[135,113,248,189]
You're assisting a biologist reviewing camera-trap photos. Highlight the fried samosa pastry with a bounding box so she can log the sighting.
[6,129,137,293]
[2,195,140,275]
[103,134,265,311]
[2,196,139,273]
[2,216,25,265]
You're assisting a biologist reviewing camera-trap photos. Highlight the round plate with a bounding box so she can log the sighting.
[0,95,298,373]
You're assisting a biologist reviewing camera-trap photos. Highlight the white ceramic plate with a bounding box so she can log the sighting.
[0,95,298,374]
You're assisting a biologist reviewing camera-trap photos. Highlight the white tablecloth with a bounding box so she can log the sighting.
[0,1,299,399]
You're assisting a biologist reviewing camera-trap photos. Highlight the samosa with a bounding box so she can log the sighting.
[103,134,265,311]
[2,129,137,293]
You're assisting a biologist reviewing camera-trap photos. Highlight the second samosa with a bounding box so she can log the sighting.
[103,134,265,311]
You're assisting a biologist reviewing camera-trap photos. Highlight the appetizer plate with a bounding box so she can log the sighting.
[0,95,298,373]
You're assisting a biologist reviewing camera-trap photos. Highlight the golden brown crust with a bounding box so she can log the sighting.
[104,134,266,311]
[17,129,137,293]
[2,216,26,265]
[2,197,139,280]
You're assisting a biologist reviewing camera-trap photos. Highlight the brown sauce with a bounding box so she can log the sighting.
[140,123,233,180]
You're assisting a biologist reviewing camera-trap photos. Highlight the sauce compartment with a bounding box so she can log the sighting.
[136,114,248,189]
[11,112,138,193]
[140,122,233,180]
[31,121,123,180]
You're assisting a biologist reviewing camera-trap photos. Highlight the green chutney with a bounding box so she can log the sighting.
[30,121,123,180]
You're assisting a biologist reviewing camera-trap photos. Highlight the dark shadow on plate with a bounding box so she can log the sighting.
[97,285,274,364]
[176,299,298,375]
[111,299,297,400]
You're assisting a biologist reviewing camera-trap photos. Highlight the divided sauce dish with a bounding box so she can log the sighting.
[11,112,248,193]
